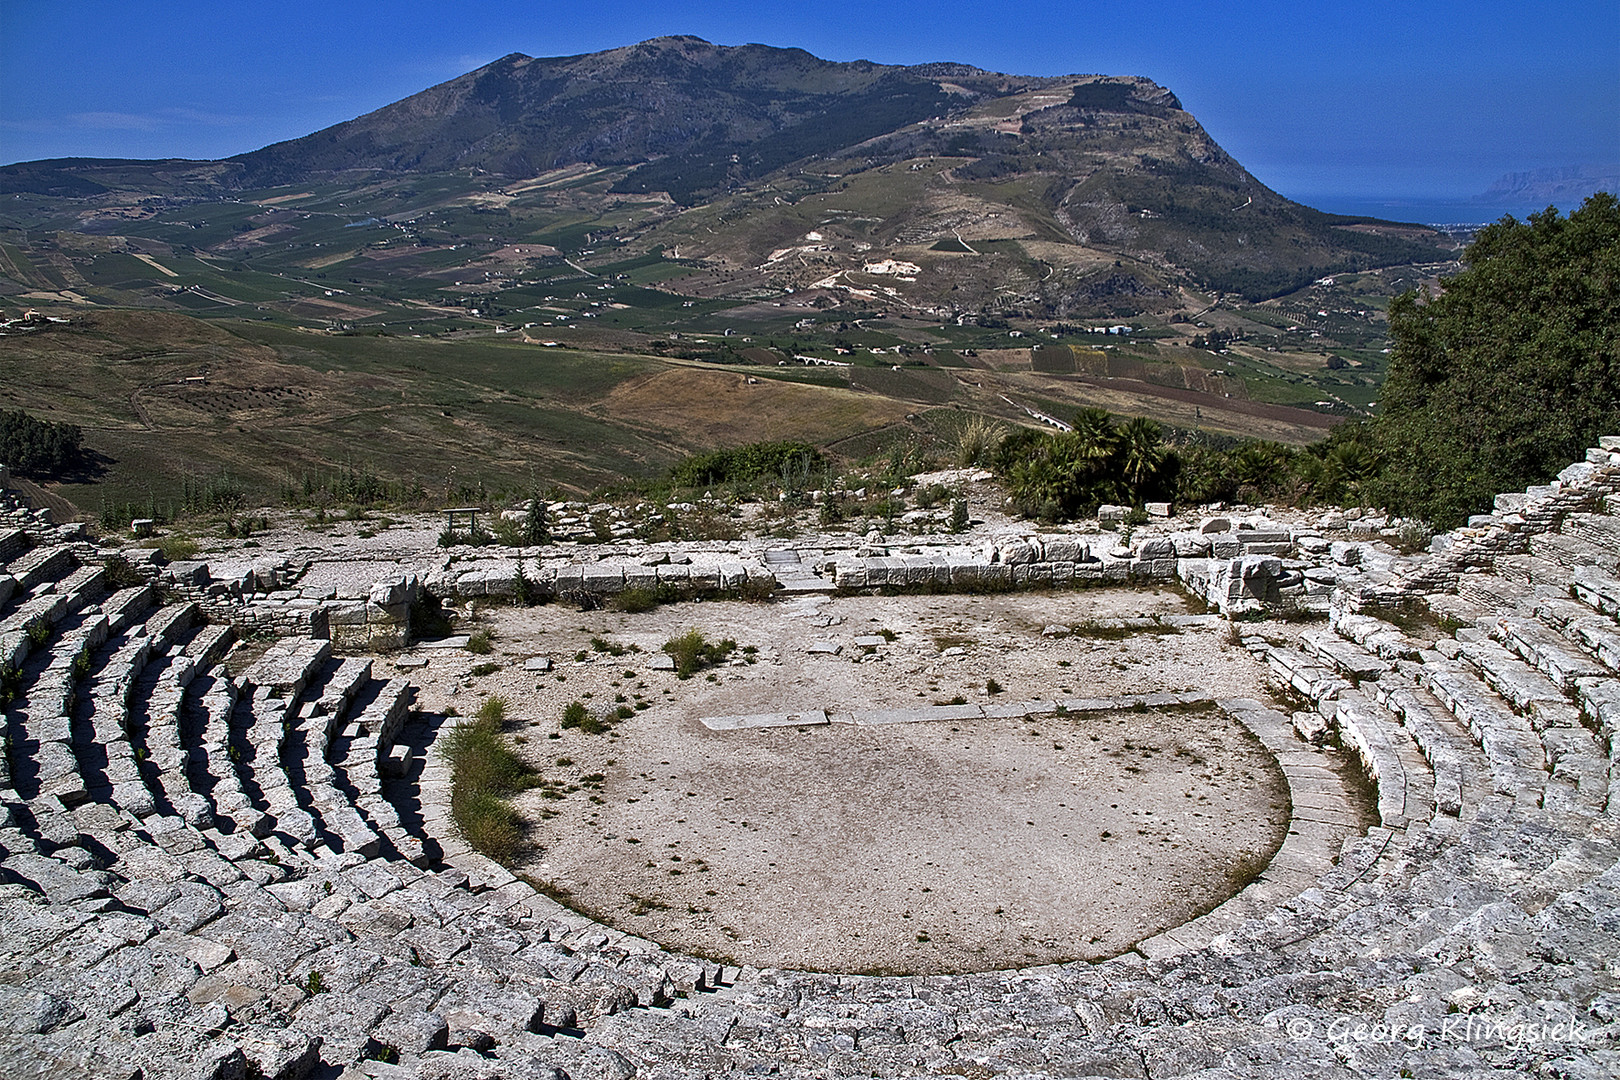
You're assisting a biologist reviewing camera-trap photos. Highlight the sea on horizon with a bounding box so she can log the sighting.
[1296,194,1595,228]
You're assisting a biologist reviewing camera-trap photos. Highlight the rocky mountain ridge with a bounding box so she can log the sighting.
[1,36,1452,302]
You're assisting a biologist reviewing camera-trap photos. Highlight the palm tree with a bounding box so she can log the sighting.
[1118,416,1167,505]
[1071,407,1118,451]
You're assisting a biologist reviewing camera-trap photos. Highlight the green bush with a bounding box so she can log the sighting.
[670,441,824,488]
[662,630,737,679]
[560,699,609,734]
[0,408,81,479]
[150,534,199,562]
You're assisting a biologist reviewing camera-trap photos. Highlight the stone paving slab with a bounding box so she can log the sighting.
[698,711,830,731]
[844,704,985,726]
[416,636,470,650]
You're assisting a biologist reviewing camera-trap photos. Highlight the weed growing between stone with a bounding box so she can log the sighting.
[445,695,538,863]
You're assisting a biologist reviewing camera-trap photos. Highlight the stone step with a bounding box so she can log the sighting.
[1530,529,1613,571]
[1560,511,1620,558]
[1378,672,1511,821]
[99,584,156,634]
[4,544,76,592]
[1455,570,1532,616]
[1263,646,1351,709]
[1299,627,1395,680]
[1332,690,1434,828]
[1419,660,1548,809]
[1573,565,1620,618]
[1455,634,1581,729]
[5,614,111,806]
[1329,611,1423,660]
[1492,615,1608,692]
[243,637,333,700]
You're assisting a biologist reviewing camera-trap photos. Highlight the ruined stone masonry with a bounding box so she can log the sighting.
[1,441,1618,1078]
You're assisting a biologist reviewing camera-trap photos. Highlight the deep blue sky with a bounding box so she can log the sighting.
[3,0,1616,211]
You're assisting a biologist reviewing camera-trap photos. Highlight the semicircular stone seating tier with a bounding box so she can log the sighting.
[0,442,1617,1080]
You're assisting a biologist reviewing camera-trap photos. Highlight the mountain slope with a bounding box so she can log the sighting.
[0,36,1452,306]
[234,38,966,189]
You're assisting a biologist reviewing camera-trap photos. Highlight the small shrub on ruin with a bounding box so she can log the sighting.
[662,630,737,679]
[152,533,199,561]
[611,586,663,613]
[560,700,609,734]
[466,629,494,654]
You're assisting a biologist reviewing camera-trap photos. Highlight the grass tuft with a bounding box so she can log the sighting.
[444,694,535,863]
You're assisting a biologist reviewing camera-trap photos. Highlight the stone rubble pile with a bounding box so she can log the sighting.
[0,440,1617,1078]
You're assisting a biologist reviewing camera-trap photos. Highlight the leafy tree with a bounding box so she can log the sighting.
[1368,194,1619,528]
[0,408,82,479]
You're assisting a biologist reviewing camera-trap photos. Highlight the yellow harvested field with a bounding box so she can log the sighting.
[603,367,913,447]
[131,252,179,278]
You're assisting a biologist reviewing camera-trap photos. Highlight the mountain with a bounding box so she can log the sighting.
[0,36,1452,309]
[1474,165,1620,209]
[234,37,966,191]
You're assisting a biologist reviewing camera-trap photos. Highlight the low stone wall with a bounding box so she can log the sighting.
[425,554,776,604]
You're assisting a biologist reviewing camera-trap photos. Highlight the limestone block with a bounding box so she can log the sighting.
[1173,534,1212,557]
[1209,535,1242,559]
[1098,504,1126,529]
[1240,555,1283,581]
[717,562,748,590]
[654,563,690,588]
[995,537,1038,566]
[1045,560,1075,583]
[1329,541,1365,566]
[1040,536,1087,562]
[907,556,946,586]
[325,601,371,627]
[167,560,212,588]
[237,1025,322,1080]
[623,564,658,590]
[849,559,882,587]
[582,564,625,593]
[1145,501,1171,518]
[1199,516,1232,534]
[1135,537,1175,559]
[553,564,585,594]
